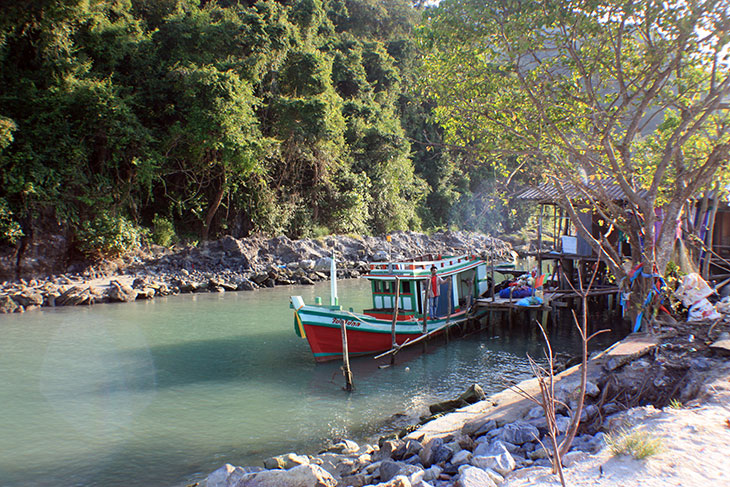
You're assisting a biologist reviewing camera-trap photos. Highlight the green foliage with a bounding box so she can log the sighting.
[0,0,495,248]
[0,198,23,245]
[418,0,730,286]
[606,426,663,459]
[151,214,176,247]
[0,117,16,152]
[76,214,144,257]
[668,398,683,409]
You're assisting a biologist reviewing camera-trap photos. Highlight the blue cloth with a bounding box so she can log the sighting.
[516,296,543,307]
[499,287,534,299]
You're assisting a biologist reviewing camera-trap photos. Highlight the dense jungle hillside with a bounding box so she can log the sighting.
[0,0,528,263]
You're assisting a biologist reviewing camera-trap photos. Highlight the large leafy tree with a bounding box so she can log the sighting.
[421,0,730,322]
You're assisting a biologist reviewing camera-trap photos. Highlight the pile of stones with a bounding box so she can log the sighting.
[0,231,512,313]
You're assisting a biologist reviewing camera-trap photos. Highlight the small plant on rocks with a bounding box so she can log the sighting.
[606,426,663,459]
[668,398,683,409]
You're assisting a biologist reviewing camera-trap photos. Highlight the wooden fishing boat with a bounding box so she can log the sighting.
[291,254,490,362]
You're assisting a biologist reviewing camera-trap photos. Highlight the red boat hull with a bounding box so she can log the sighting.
[304,324,425,362]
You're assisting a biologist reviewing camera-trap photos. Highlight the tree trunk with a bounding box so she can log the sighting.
[202,172,227,241]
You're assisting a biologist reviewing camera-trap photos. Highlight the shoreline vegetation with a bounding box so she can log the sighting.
[205,324,730,487]
[0,231,512,314]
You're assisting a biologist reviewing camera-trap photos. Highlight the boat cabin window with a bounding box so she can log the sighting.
[401,281,411,294]
[374,280,395,294]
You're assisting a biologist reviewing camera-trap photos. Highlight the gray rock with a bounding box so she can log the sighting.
[108,280,137,302]
[431,444,454,465]
[235,464,336,487]
[208,464,263,487]
[562,450,589,467]
[422,465,442,481]
[371,475,412,487]
[526,406,545,419]
[419,437,443,467]
[13,290,44,307]
[299,259,316,271]
[473,440,509,458]
[401,439,423,459]
[580,404,599,422]
[327,439,359,455]
[471,451,516,476]
[498,421,540,445]
[458,384,486,404]
[0,295,19,313]
[371,251,389,262]
[450,449,472,466]
[455,466,497,487]
[378,460,423,483]
[462,417,497,437]
[380,439,404,460]
[262,453,310,470]
[555,414,571,434]
[314,257,334,272]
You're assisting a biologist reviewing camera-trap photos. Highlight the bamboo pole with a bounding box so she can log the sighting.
[422,279,431,333]
[703,182,721,279]
[390,277,401,366]
[445,277,453,343]
[340,321,353,391]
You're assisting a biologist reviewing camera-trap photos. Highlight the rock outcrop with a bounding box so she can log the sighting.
[0,231,512,313]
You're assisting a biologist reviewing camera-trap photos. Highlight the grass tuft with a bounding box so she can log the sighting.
[606,427,663,459]
[668,398,683,409]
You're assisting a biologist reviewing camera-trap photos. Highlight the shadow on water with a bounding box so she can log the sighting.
[119,333,314,391]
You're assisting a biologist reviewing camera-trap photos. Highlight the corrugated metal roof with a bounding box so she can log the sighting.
[516,179,647,203]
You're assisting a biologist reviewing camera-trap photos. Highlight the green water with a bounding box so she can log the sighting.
[0,279,623,486]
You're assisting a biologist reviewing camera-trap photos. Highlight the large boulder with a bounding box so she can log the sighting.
[455,466,497,487]
[56,286,93,306]
[0,295,19,313]
[235,464,336,487]
[208,464,262,487]
[498,421,540,445]
[378,460,423,483]
[263,453,310,470]
[108,280,137,302]
[458,384,486,404]
[12,290,44,307]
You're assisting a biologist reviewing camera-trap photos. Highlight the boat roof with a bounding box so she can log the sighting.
[363,254,484,280]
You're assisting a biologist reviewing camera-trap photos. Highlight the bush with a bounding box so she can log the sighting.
[606,426,663,459]
[0,199,23,245]
[151,214,176,247]
[76,214,144,258]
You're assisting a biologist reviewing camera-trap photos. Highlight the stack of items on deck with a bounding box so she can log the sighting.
[497,271,544,306]
[675,273,724,322]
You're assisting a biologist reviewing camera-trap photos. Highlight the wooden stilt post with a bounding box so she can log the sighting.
[445,277,453,343]
[391,277,400,366]
[422,280,431,333]
[341,321,353,391]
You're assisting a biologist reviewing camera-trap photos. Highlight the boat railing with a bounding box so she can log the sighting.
[367,254,478,273]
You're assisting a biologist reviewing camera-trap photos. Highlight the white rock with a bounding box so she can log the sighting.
[456,466,498,487]
[422,465,442,481]
[207,464,250,487]
[451,449,473,466]
[471,451,516,476]
[562,450,590,467]
[236,464,336,487]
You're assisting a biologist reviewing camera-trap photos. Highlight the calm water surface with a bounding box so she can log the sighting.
[0,279,623,487]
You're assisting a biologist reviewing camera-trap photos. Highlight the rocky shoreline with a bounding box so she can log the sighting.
[204,323,730,487]
[0,231,512,314]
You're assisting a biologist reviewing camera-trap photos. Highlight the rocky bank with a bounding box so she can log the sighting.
[203,322,730,487]
[0,231,512,314]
